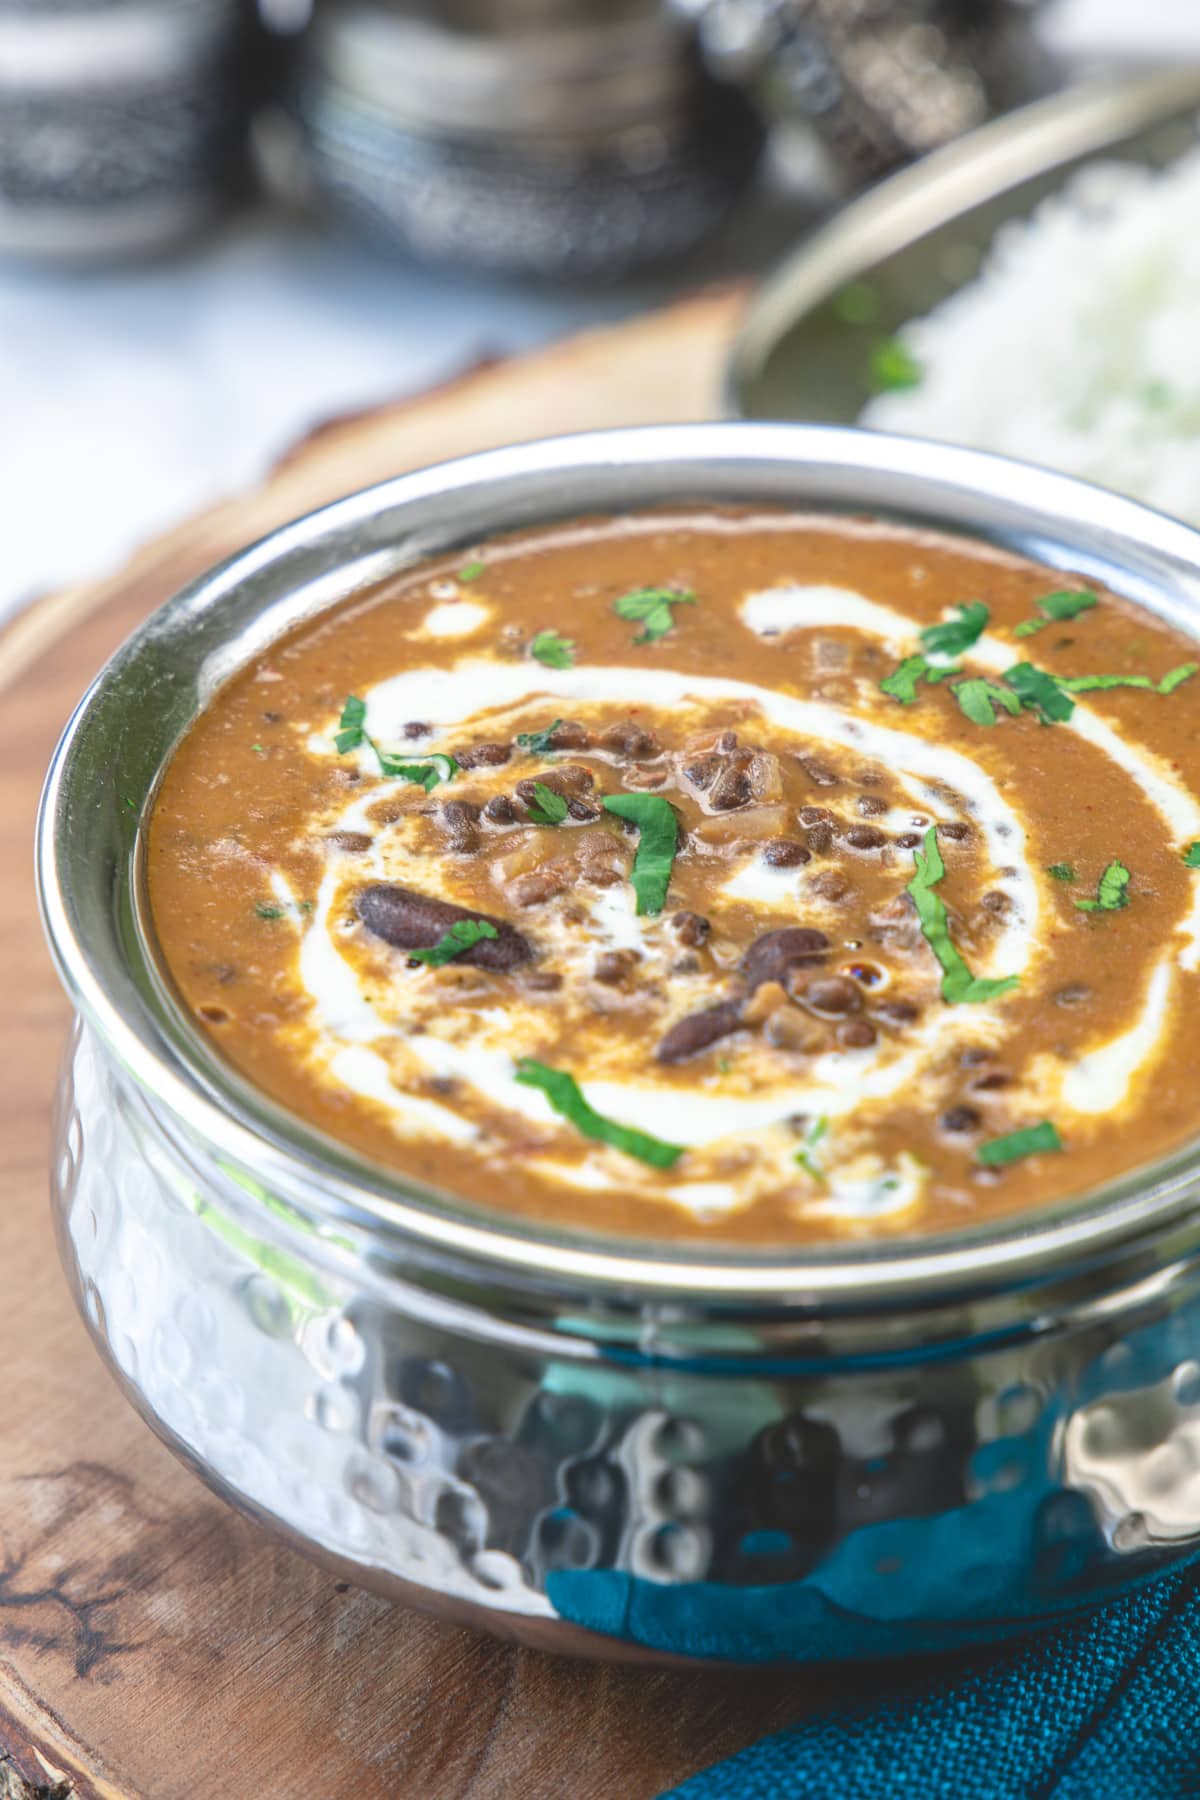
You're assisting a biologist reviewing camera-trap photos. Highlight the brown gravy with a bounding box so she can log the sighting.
[147,509,1200,1245]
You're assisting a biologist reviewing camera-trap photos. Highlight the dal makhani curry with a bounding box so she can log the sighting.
[147,509,1200,1245]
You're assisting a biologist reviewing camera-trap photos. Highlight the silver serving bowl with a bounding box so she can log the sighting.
[35,423,1200,1663]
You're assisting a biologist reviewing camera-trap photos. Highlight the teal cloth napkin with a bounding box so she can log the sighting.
[661,1563,1200,1800]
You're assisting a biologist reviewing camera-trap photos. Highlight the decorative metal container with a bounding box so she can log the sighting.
[681,0,1056,185]
[36,424,1200,1664]
[281,0,763,278]
[0,0,262,262]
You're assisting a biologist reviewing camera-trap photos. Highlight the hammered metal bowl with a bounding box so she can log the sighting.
[37,423,1200,1662]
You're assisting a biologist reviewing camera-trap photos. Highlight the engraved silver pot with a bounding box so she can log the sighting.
[36,424,1200,1663]
[277,0,762,278]
[0,0,262,262]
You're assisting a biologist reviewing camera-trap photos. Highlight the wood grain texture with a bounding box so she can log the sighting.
[0,288,827,1800]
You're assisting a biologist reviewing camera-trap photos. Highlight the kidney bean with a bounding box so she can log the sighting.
[483,795,518,824]
[594,949,640,984]
[741,927,830,989]
[656,1000,743,1064]
[798,756,839,786]
[802,975,862,1017]
[857,794,888,816]
[837,1019,876,1048]
[519,968,562,992]
[938,822,971,842]
[941,1106,981,1132]
[456,742,511,769]
[546,720,592,750]
[600,720,660,759]
[356,884,532,968]
[325,830,373,853]
[708,755,754,811]
[684,755,721,791]
[672,911,710,947]
[508,869,570,907]
[762,839,811,868]
[844,824,886,850]
[440,799,481,851]
[875,998,919,1026]
[809,870,852,902]
[516,764,595,805]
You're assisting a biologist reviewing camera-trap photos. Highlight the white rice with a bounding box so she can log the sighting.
[860,144,1200,526]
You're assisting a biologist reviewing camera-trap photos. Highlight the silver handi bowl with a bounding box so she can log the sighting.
[35,424,1200,1664]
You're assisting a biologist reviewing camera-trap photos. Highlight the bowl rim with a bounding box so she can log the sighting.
[36,419,1200,1303]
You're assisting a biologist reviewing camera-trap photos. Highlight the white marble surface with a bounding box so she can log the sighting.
[0,0,1193,620]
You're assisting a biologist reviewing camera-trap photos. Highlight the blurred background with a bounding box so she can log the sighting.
[2,0,1197,621]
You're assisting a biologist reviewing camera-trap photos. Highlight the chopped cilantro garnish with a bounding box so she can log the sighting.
[1047,863,1077,883]
[1159,663,1198,694]
[613,586,695,644]
[978,1121,1063,1167]
[1003,663,1075,725]
[907,828,1019,1005]
[1075,859,1131,913]
[408,919,499,967]
[1184,842,1200,868]
[794,1115,829,1183]
[335,694,368,754]
[255,903,285,920]
[529,629,575,669]
[953,678,1020,727]
[516,720,564,754]
[1058,665,1198,696]
[122,796,138,813]
[880,655,933,704]
[920,602,989,658]
[527,782,568,825]
[869,336,922,393]
[600,792,679,915]
[458,560,485,582]
[374,750,459,791]
[880,653,963,704]
[1058,674,1154,693]
[831,280,879,325]
[1014,590,1097,638]
[515,1059,684,1168]
[335,698,457,789]
[251,743,266,756]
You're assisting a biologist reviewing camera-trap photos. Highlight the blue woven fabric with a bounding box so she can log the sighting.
[662,1565,1200,1800]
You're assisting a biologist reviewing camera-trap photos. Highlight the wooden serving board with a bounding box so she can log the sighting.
[0,290,831,1800]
